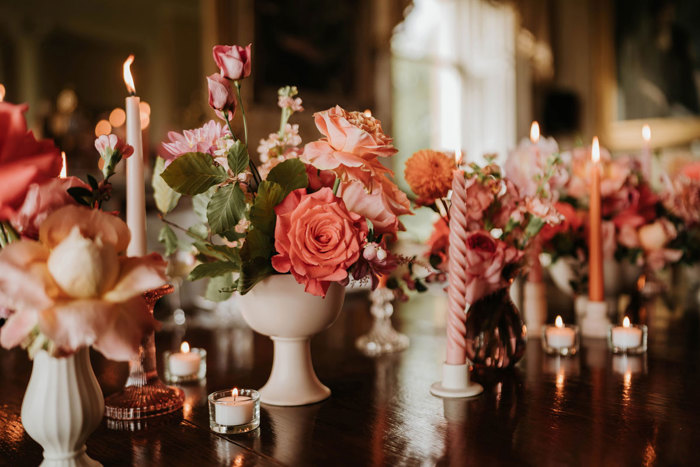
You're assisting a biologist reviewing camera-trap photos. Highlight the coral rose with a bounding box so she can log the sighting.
[0,205,167,360]
[404,149,455,204]
[301,106,397,188]
[271,187,368,297]
[338,175,411,237]
[212,44,252,80]
[463,231,523,304]
[0,102,62,221]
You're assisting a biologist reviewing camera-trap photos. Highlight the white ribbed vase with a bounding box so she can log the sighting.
[238,274,345,406]
[21,347,104,467]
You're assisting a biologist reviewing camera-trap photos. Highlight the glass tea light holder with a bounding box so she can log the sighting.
[608,317,647,354]
[164,341,206,383]
[208,388,260,434]
[542,315,579,356]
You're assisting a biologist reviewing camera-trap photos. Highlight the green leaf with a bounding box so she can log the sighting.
[152,157,181,214]
[239,229,272,262]
[187,223,209,241]
[249,181,285,235]
[524,216,546,239]
[191,241,239,263]
[207,184,247,236]
[160,152,227,195]
[238,258,275,295]
[205,273,235,302]
[188,261,239,281]
[227,141,249,176]
[266,158,308,196]
[87,174,99,190]
[157,225,178,256]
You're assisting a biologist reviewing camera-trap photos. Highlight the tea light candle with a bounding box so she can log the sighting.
[545,316,575,349]
[215,388,254,426]
[168,342,202,377]
[611,317,643,350]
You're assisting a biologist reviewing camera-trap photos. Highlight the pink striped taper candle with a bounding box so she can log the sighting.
[445,160,468,365]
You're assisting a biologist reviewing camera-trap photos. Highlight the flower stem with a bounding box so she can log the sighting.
[332,177,341,196]
[234,81,248,146]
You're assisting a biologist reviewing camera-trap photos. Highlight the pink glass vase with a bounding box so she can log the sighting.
[104,284,184,423]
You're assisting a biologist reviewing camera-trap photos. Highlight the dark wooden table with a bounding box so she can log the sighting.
[2,290,700,466]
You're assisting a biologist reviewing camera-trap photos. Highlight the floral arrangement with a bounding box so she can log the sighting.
[155,44,411,298]
[402,150,561,303]
[0,102,168,359]
[541,145,682,290]
[662,161,700,265]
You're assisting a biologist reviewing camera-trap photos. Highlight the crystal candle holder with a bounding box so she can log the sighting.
[608,323,647,354]
[163,347,206,383]
[208,389,260,434]
[542,322,579,356]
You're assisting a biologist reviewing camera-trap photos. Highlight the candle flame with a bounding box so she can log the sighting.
[455,148,463,166]
[363,109,372,117]
[591,137,600,163]
[642,124,651,142]
[555,315,563,328]
[59,152,67,178]
[180,341,190,353]
[232,388,238,400]
[123,55,136,94]
[623,316,630,328]
[530,121,540,144]
[0,84,5,102]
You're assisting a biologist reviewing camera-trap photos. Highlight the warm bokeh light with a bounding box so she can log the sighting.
[180,341,190,353]
[642,124,651,142]
[94,119,112,137]
[591,136,600,163]
[123,54,136,94]
[139,101,151,115]
[232,388,239,399]
[555,315,563,328]
[109,108,126,127]
[530,121,540,143]
[363,109,372,117]
[0,84,6,102]
[59,152,67,178]
[57,89,78,113]
[623,316,630,328]
[140,112,150,129]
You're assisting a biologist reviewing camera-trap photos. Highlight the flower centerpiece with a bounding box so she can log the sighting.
[0,101,168,465]
[155,44,411,404]
[403,151,561,368]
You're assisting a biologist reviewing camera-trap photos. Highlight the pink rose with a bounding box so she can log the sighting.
[94,134,134,159]
[638,219,676,252]
[271,187,368,297]
[0,205,167,360]
[617,224,640,249]
[212,44,252,80]
[207,73,237,114]
[10,177,89,239]
[0,102,62,221]
[463,231,523,304]
[465,176,496,225]
[338,175,411,237]
[301,106,396,188]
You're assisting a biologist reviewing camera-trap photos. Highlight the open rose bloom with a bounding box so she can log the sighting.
[0,205,167,360]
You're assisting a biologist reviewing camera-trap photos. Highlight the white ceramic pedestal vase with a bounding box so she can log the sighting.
[21,347,104,466]
[238,274,345,406]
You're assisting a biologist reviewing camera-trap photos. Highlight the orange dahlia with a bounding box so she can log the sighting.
[404,149,455,204]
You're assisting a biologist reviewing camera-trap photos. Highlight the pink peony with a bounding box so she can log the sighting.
[505,136,564,197]
[271,187,368,297]
[301,106,397,188]
[463,231,523,304]
[10,177,89,239]
[94,134,134,159]
[207,73,237,114]
[0,205,167,360]
[212,44,252,80]
[0,102,62,221]
[338,175,411,237]
[161,120,227,162]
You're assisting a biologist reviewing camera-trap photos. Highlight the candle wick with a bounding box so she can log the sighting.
[129,90,136,97]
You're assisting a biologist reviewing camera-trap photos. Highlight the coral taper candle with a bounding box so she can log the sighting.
[641,124,651,180]
[123,55,146,256]
[528,121,543,282]
[588,137,604,302]
[446,151,469,365]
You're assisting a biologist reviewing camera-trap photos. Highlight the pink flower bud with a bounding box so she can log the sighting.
[212,44,252,80]
[363,243,377,261]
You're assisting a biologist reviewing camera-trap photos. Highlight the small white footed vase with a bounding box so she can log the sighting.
[21,347,104,467]
[238,274,345,406]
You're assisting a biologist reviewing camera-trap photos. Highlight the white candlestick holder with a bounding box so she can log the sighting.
[430,362,483,399]
[523,281,547,338]
[580,300,611,338]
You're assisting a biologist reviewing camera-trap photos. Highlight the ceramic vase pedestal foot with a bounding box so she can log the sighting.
[260,337,330,406]
[430,363,483,398]
[581,300,610,338]
[523,281,546,338]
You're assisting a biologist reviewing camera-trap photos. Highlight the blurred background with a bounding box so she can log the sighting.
[1,0,700,234]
